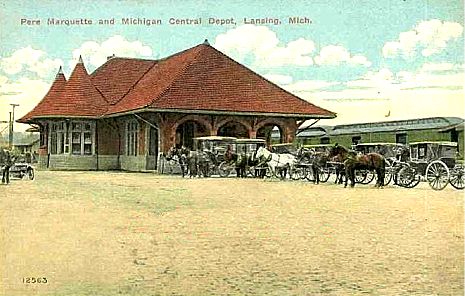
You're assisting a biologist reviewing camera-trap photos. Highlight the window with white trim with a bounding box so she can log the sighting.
[71,122,93,155]
[126,120,139,156]
[49,120,94,155]
[50,122,67,154]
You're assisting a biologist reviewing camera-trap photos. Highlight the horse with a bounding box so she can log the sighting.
[224,150,249,178]
[330,153,346,185]
[296,147,329,184]
[166,146,213,178]
[255,146,297,179]
[328,144,386,188]
[166,146,189,177]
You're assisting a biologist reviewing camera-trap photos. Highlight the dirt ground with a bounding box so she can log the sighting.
[0,171,463,296]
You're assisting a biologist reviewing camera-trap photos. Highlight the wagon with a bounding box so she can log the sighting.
[396,141,464,190]
[193,136,237,176]
[235,138,267,177]
[354,142,407,185]
[217,138,267,177]
[298,144,333,183]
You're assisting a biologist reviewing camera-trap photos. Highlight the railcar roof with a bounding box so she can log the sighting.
[409,141,458,147]
[355,143,405,146]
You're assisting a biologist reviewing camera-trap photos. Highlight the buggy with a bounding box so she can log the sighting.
[396,141,464,190]
[193,136,237,177]
[295,144,333,182]
[218,138,266,177]
[354,143,407,185]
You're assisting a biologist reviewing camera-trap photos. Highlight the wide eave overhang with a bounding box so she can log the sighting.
[104,107,337,119]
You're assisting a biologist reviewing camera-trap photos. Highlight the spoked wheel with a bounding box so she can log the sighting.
[318,166,331,183]
[363,171,375,184]
[263,167,273,178]
[355,170,375,184]
[354,170,367,183]
[449,165,465,190]
[247,166,256,178]
[396,166,420,188]
[25,168,35,180]
[383,160,392,186]
[426,160,450,190]
[291,167,305,180]
[218,161,234,178]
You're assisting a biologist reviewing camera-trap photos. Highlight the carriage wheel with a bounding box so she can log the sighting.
[396,166,417,188]
[355,170,374,184]
[426,160,450,190]
[449,166,465,190]
[26,168,35,180]
[354,170,367,183]
[305,166,315,182]
[291,167,304,180]
[300,167,309,180]
[265,167,273,178]
[246,166,255,177]
[318,166,331,183]
[362,171,375,184]
[383,160,392,186]
[218,161,233,178]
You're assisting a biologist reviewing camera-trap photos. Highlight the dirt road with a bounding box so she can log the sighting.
[1,171,463,295]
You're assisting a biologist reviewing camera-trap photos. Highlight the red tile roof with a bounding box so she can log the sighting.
[19,43,335,123]
[147,44,334,117]
[91,57,157,105]
[19,60,108,122]
[18,68,67,123]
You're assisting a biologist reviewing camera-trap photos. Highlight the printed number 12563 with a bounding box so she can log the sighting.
[22,277,48,284]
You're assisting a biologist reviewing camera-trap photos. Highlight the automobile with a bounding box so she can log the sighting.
[1,154,35,180]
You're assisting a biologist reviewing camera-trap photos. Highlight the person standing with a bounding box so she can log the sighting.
[2,150,13,185]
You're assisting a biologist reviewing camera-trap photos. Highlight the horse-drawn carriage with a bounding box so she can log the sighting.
[353,142,406,185]
[291,144,332,183]
[193,136,237,177]
[395,141,464,190]
[218,138,266,177]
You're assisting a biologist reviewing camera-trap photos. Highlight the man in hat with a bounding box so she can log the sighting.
[2,150,13,185]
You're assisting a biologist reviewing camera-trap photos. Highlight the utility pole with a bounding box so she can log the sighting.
[8,103,19,149]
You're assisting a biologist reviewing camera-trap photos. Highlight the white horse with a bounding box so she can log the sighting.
[255,146,297,179]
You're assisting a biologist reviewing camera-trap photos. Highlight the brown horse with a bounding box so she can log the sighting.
[328,144,386,188]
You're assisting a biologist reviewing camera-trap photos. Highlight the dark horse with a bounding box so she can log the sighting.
[296,147,328,184]
[328,144,386,188]
[224,146,249,178]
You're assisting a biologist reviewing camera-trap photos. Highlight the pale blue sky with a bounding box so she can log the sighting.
[0,0,463,129]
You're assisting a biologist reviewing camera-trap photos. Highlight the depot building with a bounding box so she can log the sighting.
[19,40,335,171]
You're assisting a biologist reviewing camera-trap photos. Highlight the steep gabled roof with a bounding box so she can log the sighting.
[18,67,67,123]
[19,58,108,122]
[52,58,108,117]
[108,43,335,118]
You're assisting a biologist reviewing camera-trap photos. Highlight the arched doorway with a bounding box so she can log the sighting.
[175,120,209,149]
[257,124,283,144]
[217,121,249,138]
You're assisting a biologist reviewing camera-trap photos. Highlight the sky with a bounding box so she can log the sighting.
[0,0,463,132]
